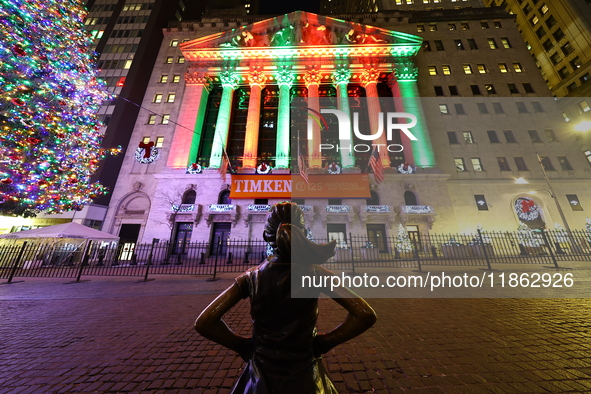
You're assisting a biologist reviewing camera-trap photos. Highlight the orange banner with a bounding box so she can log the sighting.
[230,174,370,199]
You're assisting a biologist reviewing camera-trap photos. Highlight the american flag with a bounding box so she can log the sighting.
[219,151,229,182]
[369,146,385,184]
[298,154,309,184]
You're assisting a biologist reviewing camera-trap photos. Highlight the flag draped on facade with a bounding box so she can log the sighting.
[369,146,385,184]
[298,154,309,184]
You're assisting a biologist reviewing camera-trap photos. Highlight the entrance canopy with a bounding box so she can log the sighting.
[0,222,119,241]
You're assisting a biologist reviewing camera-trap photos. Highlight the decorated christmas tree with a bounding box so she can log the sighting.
[395,223,413,252]
[0,0,116,217]
[517,222,542,247]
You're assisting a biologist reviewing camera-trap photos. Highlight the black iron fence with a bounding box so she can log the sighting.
[1,230,589,282]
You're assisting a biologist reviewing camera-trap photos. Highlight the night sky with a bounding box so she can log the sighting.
[259,0,319,15]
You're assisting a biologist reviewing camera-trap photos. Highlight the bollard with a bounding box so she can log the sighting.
[141,238,159,282]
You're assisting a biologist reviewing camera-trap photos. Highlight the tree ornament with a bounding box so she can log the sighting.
[186,163,203,174]
[514,197,540,221]
[397,162,415,174]
[135,141,159,163]
[327,162,341,174]
[256,163,272,174]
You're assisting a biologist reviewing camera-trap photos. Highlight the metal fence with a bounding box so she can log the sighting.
[1,230,589,282]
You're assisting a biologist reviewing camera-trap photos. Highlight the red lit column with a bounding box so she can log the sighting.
[360,67,390,168]
[242,70,266,169]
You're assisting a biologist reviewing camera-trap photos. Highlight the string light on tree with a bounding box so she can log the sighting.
[0,0,118,216]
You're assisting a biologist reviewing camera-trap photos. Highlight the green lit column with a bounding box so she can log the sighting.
[395,63,436,168]
[332,67,356,169]
[208,69,239,169]
[304,69,323,169]
[166,70,212,168]
[387,73,414,164]
[275,68,294,169]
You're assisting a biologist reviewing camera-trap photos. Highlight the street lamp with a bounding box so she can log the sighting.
[535,152,572,232]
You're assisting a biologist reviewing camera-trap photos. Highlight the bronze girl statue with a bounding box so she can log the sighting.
[195,202,377,393]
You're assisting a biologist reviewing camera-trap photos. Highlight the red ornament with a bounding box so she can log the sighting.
[138,141,155,158]
[11,98,24,106]
[12,45,26,56]
[1,178,13,184]
[59,100,67,106]
[56,133,65,139]
[39,54,48,61]
[26,137,41,145]
[520,199,536,213]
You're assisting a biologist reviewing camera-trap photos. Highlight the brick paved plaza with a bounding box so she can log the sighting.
[1,265,591,393]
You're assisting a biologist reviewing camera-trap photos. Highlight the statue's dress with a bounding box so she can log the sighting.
[231,257,338,394]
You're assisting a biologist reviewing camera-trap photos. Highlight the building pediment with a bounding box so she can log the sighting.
[180,11,423,61]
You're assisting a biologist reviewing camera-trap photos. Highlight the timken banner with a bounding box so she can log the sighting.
[229,174,371,199]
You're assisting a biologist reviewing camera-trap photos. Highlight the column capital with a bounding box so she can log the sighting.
[332,67,352,86]
[394,62,419,82]
[276,68,295,87]
[303,69,323,87]
[248,69,267,88]
[359,67,381,87]
[219,69,240,89]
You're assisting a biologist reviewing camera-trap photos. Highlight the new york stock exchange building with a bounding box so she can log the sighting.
[102,9,591,252]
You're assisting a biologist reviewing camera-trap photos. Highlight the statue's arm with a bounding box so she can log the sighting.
[314,285,377,356]
[194,280,253,360]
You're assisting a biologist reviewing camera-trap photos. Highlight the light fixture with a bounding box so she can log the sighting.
[574,120,591,132]
[514,177,529,184]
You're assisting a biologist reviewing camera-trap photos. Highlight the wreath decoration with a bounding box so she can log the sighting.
[186,163,203,174]
[397,162,415,174]
[135,141,159,164]
[256,163,272,174]
[327,162,341,174]
[514,197,540,221]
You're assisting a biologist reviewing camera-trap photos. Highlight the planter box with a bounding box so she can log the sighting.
[442,245,472,258]
[471,244,494,258]
[360,248,379,261]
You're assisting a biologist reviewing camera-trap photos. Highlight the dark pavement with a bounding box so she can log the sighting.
[1,267,591,393]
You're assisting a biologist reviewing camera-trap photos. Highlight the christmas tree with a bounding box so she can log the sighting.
[517,222,542,247]
[395,223,413,253]
[0,0,116,217]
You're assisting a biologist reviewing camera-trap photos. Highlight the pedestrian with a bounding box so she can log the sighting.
[195,202,377,393]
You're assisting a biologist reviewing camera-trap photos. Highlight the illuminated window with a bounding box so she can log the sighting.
[499,63,509,73]
[494,21,502,28]
[461,23,470,30]
[160,75,169,83]
[471,158,484,171]
[430,24,437,31]
[454,158,466,171]
[485,84,497,94]
[177,56,185,64]
[540,4,548,14]
[155,137,165,148]
[123,60,132,69]
[148,115,157,125]
[580,101,590,112]
[513,62,523,72]
[170,40,179,47]
[481,21,489,29]
[477,64,487,73]
[454,39,465,50]
[428,66,438,75]
[487,38,498,49]
[563,112,570,122]
[501,37,512,48]
[417,25,425,32]
[530,15,539,25]
[442,65,452,75]
[165,56,174,64]
[463,131,474,143]
[463,64,473,74]
[166,94,176,103]
[449,23,456,30]
[439,104,449,114]
[161,114,170,125]
[153,94,163,103]
[172,75,181,83]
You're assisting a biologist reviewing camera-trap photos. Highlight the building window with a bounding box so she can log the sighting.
[536,26,547,38]
[540,156,555,170]
[463,131,475,143]
[566,194,583,211]
[545,15,557,29]
[142,136,151,144]
[463,64,473,74]
[513,62,523,72]
[422,41,431,51]
[177,56,185,64]
[477,64,487,73]
[471,158,484,171]
[172,75,181,83]
[417,25,425,32]
[165,56,174,64]
[504,130,517,143]
[516,102,529,113]
[166,94,176,103]
[428,66,438,75]
[501,37,512,48]
[447,132,459,144]
[454,39,465,50]
[528,130,542,142]
[540,3,549,14]
[563,112,571,122]
[449,85,459,95]
[522,83,535,93]
[508,83,519,94]
[467,38,478,49]
[439,104,449,114]
[561,42,574,56]
[532,101,545,112]
[487,130,500,143]
[566,82,578,92]
[170,39,179,47]
[434,40,445,51]
[499,63,509,73]
[448,23,457,30]
[579,100,590,112]
[442,65,452,75]
[161,114,170,125]
[485,84,497,94]
[545,129,557,142]
[481,21,489,29]
[470,85,481,95]
[454,103,466,115]
[580,73,590,84]
[542,39,553,51]
[155,136,165,148]
[477,103,489,114]
[487,38,498,49]
[153,94,163,103]
[553,28,565,41]
[474,195,489,210]
[461,22,470,30]
[570,56,583,71]
[558,66,570,79]
[159,75,169,83]
[523,3,532,14]
[530,15,539,25]
[557,156,573,170]
[430,24,438,31]
[492,102,504,114]
[148,115,157,124]
[434,86,444,96]
[514,157,528,171]
[123,60,133,69]
[454,158,466,171]
[182,190,196,204]
[497,157,511,171]
[549,52,561,65]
